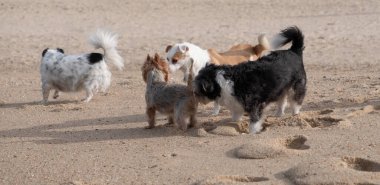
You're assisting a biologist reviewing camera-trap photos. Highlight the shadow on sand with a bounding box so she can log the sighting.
[0,113,189,144]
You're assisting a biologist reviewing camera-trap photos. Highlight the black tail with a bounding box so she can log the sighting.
[271,26,304,56]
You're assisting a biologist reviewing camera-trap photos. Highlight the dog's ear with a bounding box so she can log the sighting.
[42,48,49,57]
[57,48,64,54]
[165,45,172,53]
[178,45,189,53]
[154,53,160,61]
[146,54,151,61]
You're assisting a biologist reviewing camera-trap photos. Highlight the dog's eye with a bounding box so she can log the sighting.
[172,59,178,64]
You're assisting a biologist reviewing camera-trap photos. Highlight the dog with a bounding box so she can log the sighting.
[193,26,307,134]
[165,34,270,115]
[142,53,198,131]
[40,29,124,104]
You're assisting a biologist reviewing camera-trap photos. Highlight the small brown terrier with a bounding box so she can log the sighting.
[141,53,198,131]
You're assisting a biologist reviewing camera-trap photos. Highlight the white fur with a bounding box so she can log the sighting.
[250,119,264,134]
[89,29,125,70]
[215,71,245,121]
[166,42,222,115]
[40,30,124,104]
[270,33,289,50]
[276,94,288,117]
[166,42,210,81]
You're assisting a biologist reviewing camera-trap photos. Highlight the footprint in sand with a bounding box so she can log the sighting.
[285,135,310,150]
[281,157,380,184]
[234,143,286,159]
[233,135,310,159]
[342,156,380,172]
[195,175,269,185]
[201,120,250,136]
[346,105,379,118]
[265,110,347,129]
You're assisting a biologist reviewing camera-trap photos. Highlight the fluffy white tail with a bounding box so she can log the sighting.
[89,29,124,70]
[258,34,271,50]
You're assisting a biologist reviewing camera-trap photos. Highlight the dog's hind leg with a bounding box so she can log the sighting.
[174,108,188,131]
[53,90,60,99]
[276,93,288,117]
[41,83,51,104]
[145,107,156,129]
[82,88,94,103]
[290,79,307,115]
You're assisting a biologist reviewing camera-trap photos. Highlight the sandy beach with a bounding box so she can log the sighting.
[0,0,380,184]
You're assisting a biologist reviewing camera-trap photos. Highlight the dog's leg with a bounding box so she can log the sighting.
[276,94,287,117]
[168,115,174,125]
[53,90,60,99]
[176,117,187,131]
[290,79,307,115]
[248,105,264,134]
[290,99,302,115]
[232,110,244,122]
[145,107,156,129]
[189,114,199,128]
[41,83,51,104]
[174,108,187,131]
[82,88,94,103]
[211,101,221,115]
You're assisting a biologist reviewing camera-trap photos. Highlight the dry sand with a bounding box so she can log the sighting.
[1,0,380,184]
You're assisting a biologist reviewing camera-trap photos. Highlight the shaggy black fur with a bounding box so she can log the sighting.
[194,26,306,128]
[87,53,103,64]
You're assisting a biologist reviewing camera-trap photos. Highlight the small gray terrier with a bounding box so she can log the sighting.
[141,53,198,131]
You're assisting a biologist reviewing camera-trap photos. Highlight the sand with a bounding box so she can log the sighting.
[1,0,380,184]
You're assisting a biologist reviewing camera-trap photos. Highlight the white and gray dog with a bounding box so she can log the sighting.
[193,26,307,134]
[40,30,124,104]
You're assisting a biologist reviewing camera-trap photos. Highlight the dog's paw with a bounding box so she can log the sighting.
[211,111,220,116]
[145,125,155,129]
[40,100,48,105]
[275,111,284,117]
[211,107,221,116]
[250,124,263,134]
[81,98,91,103]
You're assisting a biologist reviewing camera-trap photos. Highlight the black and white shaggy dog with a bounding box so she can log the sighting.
[40,30,124,104]
[194,26,306,134]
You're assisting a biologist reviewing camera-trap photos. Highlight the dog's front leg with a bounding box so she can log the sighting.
[145,107,156,129]
[189,114,199,128]
[167,115,174,125]
[53,90,60,99]
[183,72,189,82]
[211,101,221,115]
[248,105,264,134]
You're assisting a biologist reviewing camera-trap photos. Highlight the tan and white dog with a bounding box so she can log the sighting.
[165,35,270,115]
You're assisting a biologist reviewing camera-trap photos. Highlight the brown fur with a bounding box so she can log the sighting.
[208,35,270,65]
[141,53,169,83]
